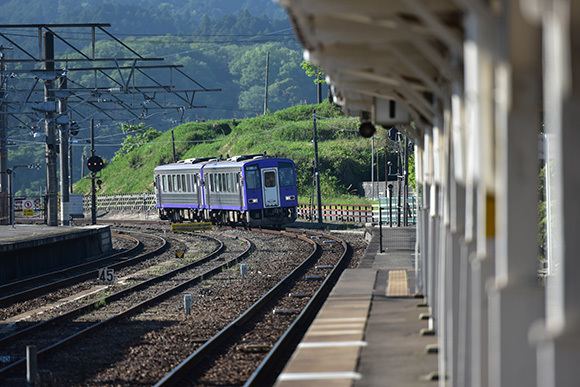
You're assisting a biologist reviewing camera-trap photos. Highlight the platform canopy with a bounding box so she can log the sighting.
[279,0,463,135]
[277,1,580,387]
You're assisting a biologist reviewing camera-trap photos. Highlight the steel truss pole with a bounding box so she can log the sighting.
[44,31,58,226]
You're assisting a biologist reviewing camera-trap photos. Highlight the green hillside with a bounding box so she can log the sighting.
[74,102,393,202]
[1,2,318,195]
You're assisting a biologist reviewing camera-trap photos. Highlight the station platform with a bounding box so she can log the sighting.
[0,224,112,285]
[276,225,437,386]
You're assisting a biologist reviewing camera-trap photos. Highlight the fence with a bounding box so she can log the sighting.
[83,194,421,224]
[297,203,374,223]
[83,193,157,216]
[374,196,420,225]
[0,195,82,223]
[2,193,421,224]
[0,195,46,222]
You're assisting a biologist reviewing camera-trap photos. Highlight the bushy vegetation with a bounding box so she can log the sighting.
[2,1,321,194]
[74,102,393,202]
[2,1,409,201]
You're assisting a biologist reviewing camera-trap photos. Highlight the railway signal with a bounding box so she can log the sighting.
[87,156,104,173]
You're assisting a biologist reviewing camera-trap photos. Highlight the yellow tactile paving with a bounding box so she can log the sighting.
[386,270,409,297]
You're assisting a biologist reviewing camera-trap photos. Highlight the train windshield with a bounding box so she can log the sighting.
[245,165,261,189]
[278,162,295,187]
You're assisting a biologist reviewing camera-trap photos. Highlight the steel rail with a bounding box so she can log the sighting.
[0,233,140,297]
[0,230,158,306]
[244,231,352,386]
[154,231,320,387]
[0,233,245,380]
[0,232,212,347]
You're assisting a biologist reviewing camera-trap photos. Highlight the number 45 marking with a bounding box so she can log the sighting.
[98,268,115,284]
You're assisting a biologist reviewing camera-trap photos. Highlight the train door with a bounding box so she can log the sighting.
[154,174,162,203]
[195,173,202,206]
[261,168,280,207]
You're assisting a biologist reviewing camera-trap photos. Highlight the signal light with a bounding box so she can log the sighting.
[359,121,376,138]
[87,155,104,172]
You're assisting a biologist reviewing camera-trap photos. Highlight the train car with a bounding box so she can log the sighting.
[154,154,298,227]
[153,157,213,222]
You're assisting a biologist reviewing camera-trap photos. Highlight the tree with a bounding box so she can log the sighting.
[113,123,161,161]
[230,44,313,112]
[300,61,326,84]
[301,61,326,103]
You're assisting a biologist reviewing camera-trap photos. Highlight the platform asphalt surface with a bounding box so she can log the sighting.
[354,225,438,386]
[276,224,438,386]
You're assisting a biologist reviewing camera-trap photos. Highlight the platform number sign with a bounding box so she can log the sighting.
[98,268,115,284]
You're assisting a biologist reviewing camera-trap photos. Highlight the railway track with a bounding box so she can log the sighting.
[0,231,248,383]
[0,231,153,307]
[155,229,351,387]
[0,230,175,331]
[0,222,367,386]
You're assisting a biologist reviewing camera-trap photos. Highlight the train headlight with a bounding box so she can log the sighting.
[248,198,258,204]
[285,195,295,201]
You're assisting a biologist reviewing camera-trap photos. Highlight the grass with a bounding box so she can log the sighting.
[94,298,106,309]
[73,101,414,199]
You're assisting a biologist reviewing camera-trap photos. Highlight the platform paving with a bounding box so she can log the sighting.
[276,225,438,386]
[0,224,112,285]
[0,224,85,245]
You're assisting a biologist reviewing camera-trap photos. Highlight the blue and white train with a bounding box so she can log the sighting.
[154,154,298,227]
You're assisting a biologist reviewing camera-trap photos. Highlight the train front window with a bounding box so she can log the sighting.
[245,165,261,190]
[264,171,276,187]
[279,162,295,187]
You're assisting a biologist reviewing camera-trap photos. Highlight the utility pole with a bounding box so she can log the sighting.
[171,130,176,162]
[59,76,70,225]
[313,110,322,223]
[397,134,403,227]
[0,23,221,228]
[317,73,322,104]
[376,147,379,197]
[263,51,269,115]
[371,136,380,199]
[0,45,9,225]
[404,136,409,226]
[90,119,96,225]
[69,139,73,194]
[44,31,58,226]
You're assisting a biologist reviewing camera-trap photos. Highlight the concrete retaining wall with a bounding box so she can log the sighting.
[0,225,112,285]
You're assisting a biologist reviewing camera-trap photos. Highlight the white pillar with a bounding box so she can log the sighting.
[449,79,467,387]
[415,144,424,295]
[464,9,496,387]
[487,2,545,386]
[534,1,580,385]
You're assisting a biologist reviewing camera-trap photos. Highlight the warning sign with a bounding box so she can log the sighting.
[23,209,33,216]
[23,200,33,209]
